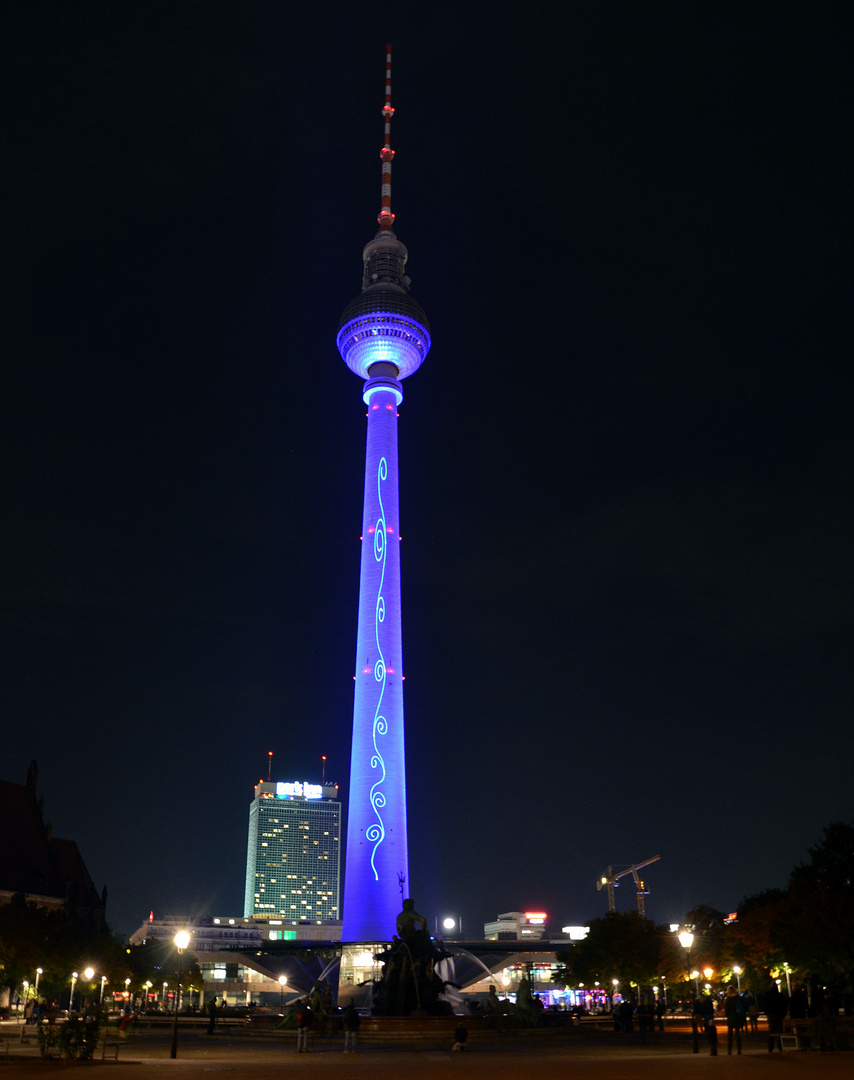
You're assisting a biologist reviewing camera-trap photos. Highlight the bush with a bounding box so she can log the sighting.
[37,1012,104,1060]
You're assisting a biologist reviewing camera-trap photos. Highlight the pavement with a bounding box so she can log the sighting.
[2,1023,852,1080]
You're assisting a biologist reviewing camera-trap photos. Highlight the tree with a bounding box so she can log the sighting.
[0,897,136,1006]
[783,822,854,992]
[791,821,854,891]
[554,912,662,1000]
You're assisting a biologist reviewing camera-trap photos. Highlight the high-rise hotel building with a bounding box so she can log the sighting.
[243,779,341,922]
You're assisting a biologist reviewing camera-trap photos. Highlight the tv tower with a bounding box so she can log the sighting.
[337,45,431,942]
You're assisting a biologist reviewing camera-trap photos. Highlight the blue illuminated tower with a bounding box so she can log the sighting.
[337,46,430,942]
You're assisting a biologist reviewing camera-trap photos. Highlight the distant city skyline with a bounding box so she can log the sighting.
[5,6,850,940]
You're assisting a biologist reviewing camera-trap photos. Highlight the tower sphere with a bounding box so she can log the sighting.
[337,232,431,381]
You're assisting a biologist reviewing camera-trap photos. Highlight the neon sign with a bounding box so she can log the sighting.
[276,782,323,800]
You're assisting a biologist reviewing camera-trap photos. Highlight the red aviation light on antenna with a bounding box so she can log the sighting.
[378,43,395,230]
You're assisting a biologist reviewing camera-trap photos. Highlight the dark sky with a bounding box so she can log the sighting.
[5,2,851,940]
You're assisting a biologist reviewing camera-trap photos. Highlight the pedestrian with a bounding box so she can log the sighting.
[746,996,759,1034]
[655,997,666,1031]
[765,982,786,1051]
[342,1003,360,1053]
[295,1001,312,1052]
[452,1021,468,1051]
[206,997,218,1035]
[724,985,743,1055]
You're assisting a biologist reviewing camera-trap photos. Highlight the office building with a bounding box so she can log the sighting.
[243,779,341,922]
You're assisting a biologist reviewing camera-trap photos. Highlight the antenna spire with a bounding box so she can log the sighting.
[378,43,395,231]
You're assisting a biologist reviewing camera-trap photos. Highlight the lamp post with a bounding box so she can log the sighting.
[70,972,78,1014]
[678,931,698,1055]
[100,976,108,1005]
[83,968,95,1010]
[35,968,42,1003]
[782,963,792,997]
[21,982,29,1019]
[677,931,694,980]
[278,976,287,1013]
[170,930,190,1059]
[144,982,152,1014]
[733,966,742,993]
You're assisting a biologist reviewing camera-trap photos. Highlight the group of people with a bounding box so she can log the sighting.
[699,983,797,1055]
[294,999,361,1053]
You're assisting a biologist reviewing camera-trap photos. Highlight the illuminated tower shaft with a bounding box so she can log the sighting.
[337,46,430,941]
[345,375,406,940]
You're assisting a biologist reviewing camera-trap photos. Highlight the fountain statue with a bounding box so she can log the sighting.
[370,899,458,1016]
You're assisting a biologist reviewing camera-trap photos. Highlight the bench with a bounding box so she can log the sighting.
[101,1035,128,1061]
[776,1018,809,1051]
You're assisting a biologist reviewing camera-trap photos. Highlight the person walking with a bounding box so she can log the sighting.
[724,985,743,1054]
[342,1003,360,1053]
[295,1001,312,1052]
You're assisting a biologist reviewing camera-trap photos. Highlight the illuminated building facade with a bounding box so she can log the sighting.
[483,912,550,940]
[337,46,431,941]
[243,780,341,922]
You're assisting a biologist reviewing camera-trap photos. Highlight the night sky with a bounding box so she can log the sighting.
[5,2,851,941]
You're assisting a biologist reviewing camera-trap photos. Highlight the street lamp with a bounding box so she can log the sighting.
[35,969,42,1002]
[100,976,108,1004]
[278,976,287,1012]
[144,982,152,1014]
[677,931,694,1000]
[21,982,29,1018]
[82,968,95,1009]
[782,963,792,997]
[70,972,78,1013]
[733,966,742,993]
[170,930,190,1059]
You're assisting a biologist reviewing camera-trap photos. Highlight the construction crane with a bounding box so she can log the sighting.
[597,855,661,918]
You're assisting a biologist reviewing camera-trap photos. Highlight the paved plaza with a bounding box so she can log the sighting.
[2,1025,852,1080]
